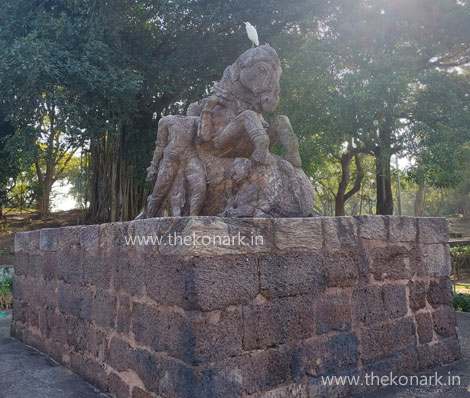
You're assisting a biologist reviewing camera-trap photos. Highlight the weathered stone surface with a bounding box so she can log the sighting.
[56,249,83,285]
[80,225,99,251]
[127,348,159,392]
[154,355,195,398]
[27,230,41,251]
[58,283,93,322]
[352,285,384,326]
[132,387,153,398]
[189,255,259,311]
[322,217,358,249]
[415,312,434,344]
[356,215,388,240]
[57,226,81,251]
[408,280,426,311]
[11,216,459,398]
[42,251,58,280]
[44,280,58,309]
[433,306,457,338]
[12,299,28,324]
[389,216,417,242]
[259,252,325,299]
[70,352,108,392]
[422,243,451,276]
[107,336,132,372]
[82,250,111,289]
[357,347,419,396]
[196,346,292,398]
[99,222,129,251]
[243,295,315,350]
[139,45,314,220]
[131,302,193,362]
[13,276,45,306]
[291,333,360,379]
[27,251,44,278]
[382,283,408,320]
[13,251,28,277]
[273,218,322,250]
[427,277,453,308]
[253,381,308,398]
[93,290,117,329]
[40,228,59,251]
[143,255,194,307]
[190,307,243,363]
[417,337,460,369]
[418,217,449,244]
[117,295,131,334]
[369,245,418,281]
[132,302,241,364]
[113,250,144,295]
[359,317,416,364]
[324,249,359,288]
[315,291,352,334]
[14,232,29,253]
[108,373,131,398]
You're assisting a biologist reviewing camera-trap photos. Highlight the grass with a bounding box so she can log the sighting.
[455,283,470,295]
[0,276,13,310]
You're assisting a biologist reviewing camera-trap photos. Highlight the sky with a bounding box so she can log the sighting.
[51,182,78,211]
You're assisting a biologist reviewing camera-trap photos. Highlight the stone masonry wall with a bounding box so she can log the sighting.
[11,216,459,398]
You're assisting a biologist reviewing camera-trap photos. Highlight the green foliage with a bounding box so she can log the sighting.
[0,111,20,211]
[280,0,470,215]
[407,71,470,188]
[451,245,470,259]
[0,276,12,310]
[1,0,470,218]
[453,293,470,313]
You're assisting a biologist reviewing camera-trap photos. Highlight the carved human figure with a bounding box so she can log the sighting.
[144,104,206,217]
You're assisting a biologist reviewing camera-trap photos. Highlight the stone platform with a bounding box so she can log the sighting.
[11,216,460,397]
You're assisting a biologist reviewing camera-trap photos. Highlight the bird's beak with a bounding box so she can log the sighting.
[243,22,248,25]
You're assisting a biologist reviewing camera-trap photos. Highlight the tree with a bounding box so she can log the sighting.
[0,2,142,217]
[281,0,470,215]
[78,0,332,222]
[1,0,333,222]
[0,112,19,217]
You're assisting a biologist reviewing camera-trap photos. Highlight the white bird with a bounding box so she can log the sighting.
[244,22,259,48]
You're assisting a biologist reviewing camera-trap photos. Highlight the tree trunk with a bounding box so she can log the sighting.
[87,127,146,223]
[414,183,424,216]
[335,151,364,216]
[375,150,393,215]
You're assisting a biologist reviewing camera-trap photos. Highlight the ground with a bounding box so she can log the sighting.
[0,309,470,397]
[0,310,108,398]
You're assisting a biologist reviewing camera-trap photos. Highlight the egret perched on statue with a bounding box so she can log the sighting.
[244,22,259,48]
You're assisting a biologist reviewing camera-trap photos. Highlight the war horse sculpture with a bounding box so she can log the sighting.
[140,45,315,219]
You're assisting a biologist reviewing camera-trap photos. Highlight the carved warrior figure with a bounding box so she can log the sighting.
[139,45,315,218]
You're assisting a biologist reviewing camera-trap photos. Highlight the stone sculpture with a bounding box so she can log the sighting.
[141,45,315,218]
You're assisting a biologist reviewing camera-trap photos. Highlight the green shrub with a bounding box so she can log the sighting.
[0,276,12,310]
[450,245,470,258]
[453,292,470,312]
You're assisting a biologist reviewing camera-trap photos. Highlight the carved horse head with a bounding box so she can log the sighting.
[212,45,282,114]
